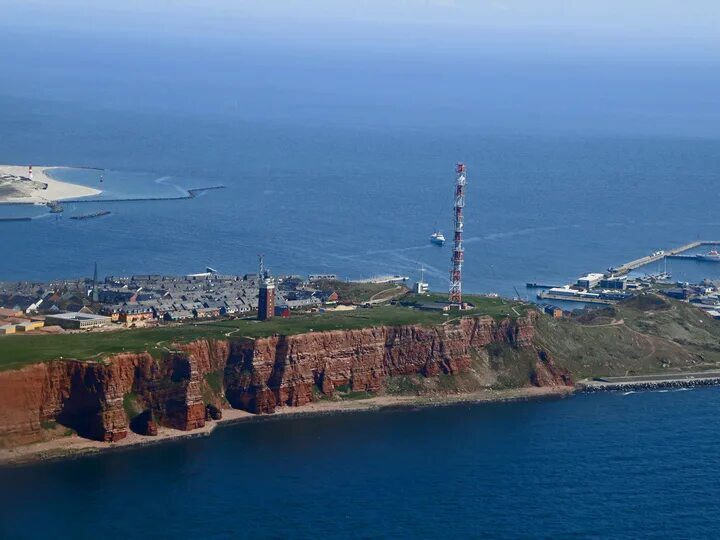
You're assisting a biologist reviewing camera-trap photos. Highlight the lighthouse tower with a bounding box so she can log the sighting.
[28,165,33,181]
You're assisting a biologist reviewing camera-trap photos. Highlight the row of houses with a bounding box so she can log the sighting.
[0,272,344,331]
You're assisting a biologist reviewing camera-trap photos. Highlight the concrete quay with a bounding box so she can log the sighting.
[612,240,720,275]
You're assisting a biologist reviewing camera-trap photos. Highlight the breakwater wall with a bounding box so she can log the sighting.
[63,185,225,204]
[580,372,720,392]
[0,186,226,222]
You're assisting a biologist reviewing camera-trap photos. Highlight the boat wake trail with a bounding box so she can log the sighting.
[464,224,579,244]
[155,176,188,196]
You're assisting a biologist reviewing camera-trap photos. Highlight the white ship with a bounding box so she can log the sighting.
[430,231,445,246]
[697,250,720,262]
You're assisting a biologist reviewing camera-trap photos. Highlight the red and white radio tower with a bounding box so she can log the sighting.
[449,162,467,305]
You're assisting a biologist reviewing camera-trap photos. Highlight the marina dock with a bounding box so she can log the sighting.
[535,239,720,306]
[612,240,720,275]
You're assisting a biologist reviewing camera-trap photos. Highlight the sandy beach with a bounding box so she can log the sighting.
[0,165,101,204]
[0,386,574,466]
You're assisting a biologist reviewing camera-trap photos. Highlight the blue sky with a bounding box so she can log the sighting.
[2,1,719,62]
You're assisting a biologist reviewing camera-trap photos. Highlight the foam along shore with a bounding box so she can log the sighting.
[0,165,101,204]
[0,386,573,467]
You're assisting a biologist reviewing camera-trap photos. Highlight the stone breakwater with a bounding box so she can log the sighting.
[579,373,720,393]
[0,313,573,449]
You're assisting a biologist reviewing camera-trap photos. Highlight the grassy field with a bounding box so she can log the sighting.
[0,295,525,370]
[311,279,405,303]
[534,294,720,378]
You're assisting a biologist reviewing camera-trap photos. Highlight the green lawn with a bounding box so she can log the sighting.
[0,296,528,371]
[311,279,403,303]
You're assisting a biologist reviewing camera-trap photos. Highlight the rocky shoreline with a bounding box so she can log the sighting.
[0,386,574,467]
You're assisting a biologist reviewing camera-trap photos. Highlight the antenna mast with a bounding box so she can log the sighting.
[449,163,467,305]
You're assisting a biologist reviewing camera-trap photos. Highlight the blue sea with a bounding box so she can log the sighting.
[3,389,720,539]
[3,5,720,538]
[1,13,720,296]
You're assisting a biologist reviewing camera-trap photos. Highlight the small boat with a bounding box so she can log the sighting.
[697,250,720,262]
[430,231,445,246]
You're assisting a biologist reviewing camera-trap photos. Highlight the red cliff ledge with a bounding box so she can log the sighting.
[0,313,572,449]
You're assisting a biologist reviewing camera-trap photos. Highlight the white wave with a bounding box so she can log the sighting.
[154,176,187,196]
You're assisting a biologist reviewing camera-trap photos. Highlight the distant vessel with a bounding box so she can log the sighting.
[697,250,720,262]
[430,231,445,246]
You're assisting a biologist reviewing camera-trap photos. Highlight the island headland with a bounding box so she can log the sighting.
[2,278,720,465]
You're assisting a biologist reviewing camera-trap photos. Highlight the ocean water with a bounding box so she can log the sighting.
[2,123,720,296]
[2,388,720,539]
[1,19,720,295]
[3,8,720,539]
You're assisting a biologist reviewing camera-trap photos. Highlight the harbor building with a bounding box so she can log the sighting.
[577,273,605,290]
[45,312,112,330]
[258,281,275,321]
[599,276,628,290]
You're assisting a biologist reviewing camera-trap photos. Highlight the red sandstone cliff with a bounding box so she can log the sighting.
[0,352,206,446]
[0,313,572,448]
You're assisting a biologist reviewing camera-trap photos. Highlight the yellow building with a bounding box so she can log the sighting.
[15,321,45,332]
[0,324,17,335]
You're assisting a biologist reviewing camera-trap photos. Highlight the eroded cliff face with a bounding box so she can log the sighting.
[222,314,546,414]
[0,313,571,448]
[0,352,207,447]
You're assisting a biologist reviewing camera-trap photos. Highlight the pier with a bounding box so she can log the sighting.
[525,283,562,289]
[533,239,720,306]
[612,240,720,275]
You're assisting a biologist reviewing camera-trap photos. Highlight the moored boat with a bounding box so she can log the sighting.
[697,250,720,262]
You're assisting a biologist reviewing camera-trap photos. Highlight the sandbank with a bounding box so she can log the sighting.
[0,165,101,204]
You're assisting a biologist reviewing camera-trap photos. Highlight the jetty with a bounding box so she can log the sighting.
[611,240,720,275]
[0,216,32,222]
[70,210,111,220]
